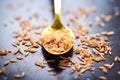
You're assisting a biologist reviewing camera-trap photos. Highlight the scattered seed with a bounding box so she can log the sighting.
[103,63,114,70]
[100,76,106,80]
[99,66,107,74]
[16,56,23,60]
[0,49,10,56]
[13,48,23,55]
[24,52,29,57]
[114,56,118,62]
[4,61,9,66]
[0,68,7,76]
[14,74,21,78]
[25,47,37,53]
[101,14,112,22]
[35,60,46,68]
[9,59,17,63]
[102,31,114,36]
[12,41,20,47]
[117,71,120,76]
[96,17,104,27]
[74,47,81,54]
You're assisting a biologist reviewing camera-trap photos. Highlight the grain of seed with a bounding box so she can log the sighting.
[74,47,81,54]
[24,52,29,57]
[117,57,120,62]
[0,68,7,75]
[25,47,37,53]
[114,56,118,62]
[117,71,120,76]
[99,66,107,74]
[12,42,20,47]
[9,59,17,63]
[16,56,23,60]
[100,76,106,80]
[14,74,21,78]
[103,63,114,70]
[4,61,9,66]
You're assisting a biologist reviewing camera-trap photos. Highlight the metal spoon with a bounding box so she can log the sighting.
[40,0,74,55]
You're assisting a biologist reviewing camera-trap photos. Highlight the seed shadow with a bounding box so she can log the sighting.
[42,47,73,74]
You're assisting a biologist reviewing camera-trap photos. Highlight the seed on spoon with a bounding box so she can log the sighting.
[40,0,74,55]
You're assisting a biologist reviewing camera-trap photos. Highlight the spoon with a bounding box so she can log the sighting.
[40,0,74,55]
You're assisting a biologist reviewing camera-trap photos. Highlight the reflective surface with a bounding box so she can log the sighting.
[0,0,120,80]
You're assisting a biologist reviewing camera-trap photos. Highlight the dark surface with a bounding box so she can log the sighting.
[0,0,120,80]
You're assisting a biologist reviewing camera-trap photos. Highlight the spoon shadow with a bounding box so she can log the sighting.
[42,47,73,74]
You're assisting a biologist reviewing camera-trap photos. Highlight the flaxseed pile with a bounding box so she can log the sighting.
[40,29,74,54]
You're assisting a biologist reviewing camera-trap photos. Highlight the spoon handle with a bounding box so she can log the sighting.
[52,0,63,28]
[54,0,61,16]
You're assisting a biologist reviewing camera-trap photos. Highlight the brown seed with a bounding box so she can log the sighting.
[0,68,7,75]
[99,66,107,74]
[35,60,46,68]
[0,49,10,55]
[9,59,17,63]
[25,47,37,53]
[114,56,118,62]
[117,57,120,62]
[13,48,23,55]
[24,52,29,57]
[100,76,106,80]
[74,47,81,54]
[114,56,120,62]
[4,61,9,66]
[101,14,112,22]
[12,41,20,47]
[103,63,114,70]
[117,71,120,76]
[14,74,21,78]
[92,56,105,62]
[96,17,104,27]
[102,31,114,36]
[16,56,23,60]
